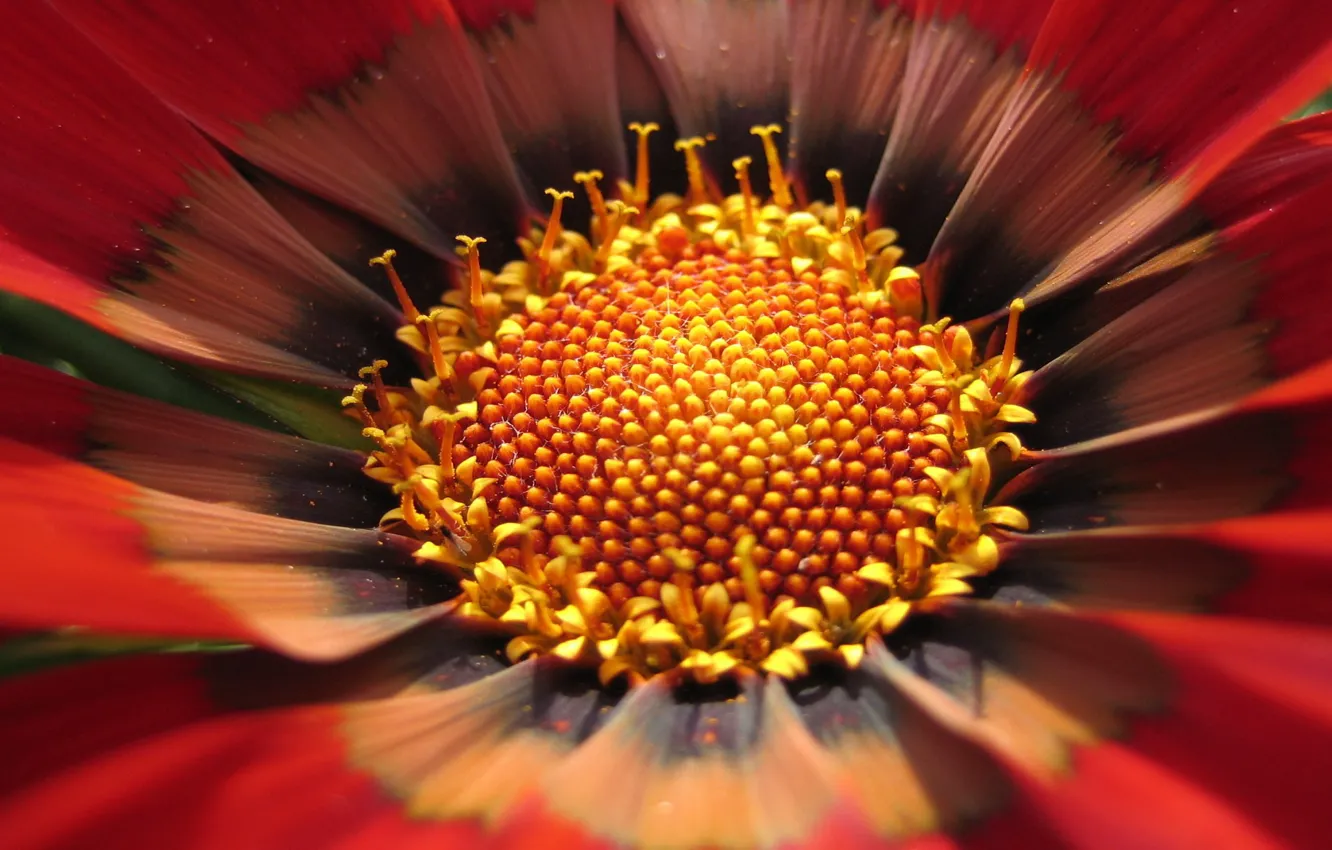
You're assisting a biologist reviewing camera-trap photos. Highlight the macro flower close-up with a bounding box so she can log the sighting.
[2,0,1332,847]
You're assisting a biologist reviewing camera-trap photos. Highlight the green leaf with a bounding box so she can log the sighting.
[0,630,245,679]
[1292,85,1332,120]
[0,293,282,430]
[207,370,369,450]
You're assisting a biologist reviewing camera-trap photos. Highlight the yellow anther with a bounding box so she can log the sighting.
[456,235,489,335]
[628,122,659,208]
[674,136,709,205]
[735,534,766,621]
[356,359,388,380]
[749,124,792,209]
[362,426,387,444]
[574,170,608,233]
[826,169,848,226]
[357,360,393,421]
[595,200,637,270]
[341,383,377,429]
[732,156,756,236]
[340,383,366,411]
[416,309,455,387]
[996,298,1026,395]
[370,249,421,324]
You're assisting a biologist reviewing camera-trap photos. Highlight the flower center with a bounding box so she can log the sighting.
[472,248,952,610]
[346,125,1033,685]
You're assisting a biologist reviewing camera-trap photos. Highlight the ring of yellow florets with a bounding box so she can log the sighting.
[345,125,1034,686]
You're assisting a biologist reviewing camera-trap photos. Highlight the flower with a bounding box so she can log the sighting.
[1,0,1331,847]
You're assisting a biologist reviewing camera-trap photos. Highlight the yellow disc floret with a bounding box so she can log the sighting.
[345,126,1034,686]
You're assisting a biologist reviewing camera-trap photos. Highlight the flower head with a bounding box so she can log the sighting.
[2,0,1332,848]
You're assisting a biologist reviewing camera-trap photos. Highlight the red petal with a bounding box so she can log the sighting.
[0,3,410,383]
[450,0,534,31]
[1030,1,1332,182]
[619,0,790,172]
[1010,360,1332,530]
[0,239,353,385]
[0,356,383,525]
[459,0,629,190]
[0,356,94,457]
[1224,180,1332,377]
[1196,511,1332,623]
[54,0,529,257]
[0,654,216,799]
[0,0,223,281]
[789,0,913,202]
[0,702,482,850]
[1235,362,1332,511]
[0,241,117,343]
[0,654,622,850]
[1001,508,1332,624]
[1022,248,1267,446]
[1022,119,1332,440]
[868,0,1053,258]
[1200,112,1332,227]
[0,624,523,797]
[0,436,450,658]
[1096,612,1332,848]
[1033,743,1281,849]
[891,604,1324,847]
[940,0,1332,317]
[0,437,254,641]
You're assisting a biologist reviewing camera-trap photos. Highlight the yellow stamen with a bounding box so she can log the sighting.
[438,418,456,480]
[826,168,848,225]
[408,475,459,534]
[416,310,454,387]
[749,124,792,209]
[357,360,393,422]
[517,525,540,582]
[370,249,420,324]
[596,200,636,270]
[887,266,923,320]
[841,212,869,292]
[574,170,608,234]
[674,136,709,205]
[340,384,376,430]
[371,429,417,476]
[732,156,756,236]
[735,534,766,622]
[949,386,968,442]
[665,549,700,629]
[537,188,574,291]
[400,490,431,532]
[628,122,659,209]
[996,298,1026,394]
[456,235,489,334]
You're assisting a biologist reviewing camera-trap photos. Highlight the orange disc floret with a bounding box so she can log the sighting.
[456,243,956,613]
